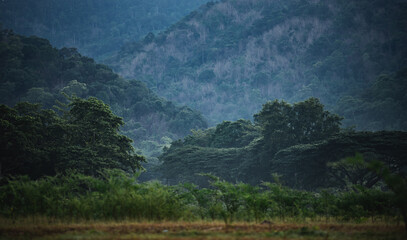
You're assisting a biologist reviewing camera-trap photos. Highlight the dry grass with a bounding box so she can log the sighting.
[0,218,405,240]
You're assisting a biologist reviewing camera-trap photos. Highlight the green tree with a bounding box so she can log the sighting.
[0,102,62,179]
[368,160,407,233]
[60,97,145,176]
[328,153,381,189]
[0,97,145,179]
[254,97,342,157]
[60,80,88,98]
[211,120,260,148]
[210,177,243,224]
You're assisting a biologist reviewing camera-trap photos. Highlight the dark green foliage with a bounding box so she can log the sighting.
[211,120,261,148]
[367,160,407,232]
[336,68,407,130]
[159,118,261,185]
[0,171,185,221]
[160,145,245,186]
[160,98,345,186]
[0,30,208,173]
[328,154,380,189]
[0,0,209,60]
[62,97,145,176]
[113,0,407,128]
[272,132,407,190]
[254,98,342,157]
[0,98,145,179]
[0,173,398,223]
[160,97,407,189]
[180,119,261,148]
[0,103,63,179]
[330,155,407,230]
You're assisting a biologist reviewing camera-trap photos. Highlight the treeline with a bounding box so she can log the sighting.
[0,98,145,179]
[0,0,209,60]
[0,29,207,171]
[1,99,405,226]
[1,95,404,224]
[0,171,399,223]
[159,98,407,189]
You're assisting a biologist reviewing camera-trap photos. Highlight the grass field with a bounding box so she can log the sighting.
[0,219,405,240]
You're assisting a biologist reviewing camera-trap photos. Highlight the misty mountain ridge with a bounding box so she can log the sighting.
[110,0,407,129]
[0,0,210,61]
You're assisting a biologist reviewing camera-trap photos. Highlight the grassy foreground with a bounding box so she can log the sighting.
[0,219,405,240]
[1,172,405,239]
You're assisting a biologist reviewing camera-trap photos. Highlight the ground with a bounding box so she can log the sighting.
[0,220,405,240]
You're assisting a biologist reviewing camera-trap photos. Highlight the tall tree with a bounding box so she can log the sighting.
[0,97,145,179]
[60,97,145,176]
[254,97,343,157]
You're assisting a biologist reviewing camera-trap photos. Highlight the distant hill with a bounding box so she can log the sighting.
[0,29,208,173]
[0,0,209,60]
[110,0,407,128]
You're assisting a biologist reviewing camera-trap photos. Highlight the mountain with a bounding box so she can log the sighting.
[0,29,208,172]
[0,0,209,60]
[111,0,407,128]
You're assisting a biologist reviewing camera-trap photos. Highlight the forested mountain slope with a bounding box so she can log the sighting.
[0,0,209,60]
[0,29,207,164]
[111,0,407,128]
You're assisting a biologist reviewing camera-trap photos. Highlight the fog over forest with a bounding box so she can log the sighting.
[1,1,407,237]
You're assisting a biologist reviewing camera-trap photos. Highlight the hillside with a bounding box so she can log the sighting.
[0,0,209,60]
[111,0,407,128]
[0,29,208,173]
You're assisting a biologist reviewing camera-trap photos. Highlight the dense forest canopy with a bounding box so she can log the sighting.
[0,98,145,179]
[0,29,207,175]
[0,0,210,60]
[0,1,407,232]
[0,0,406,186]
[110,0,407,129]
[160,98,407,189]
[335,68,407,130]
